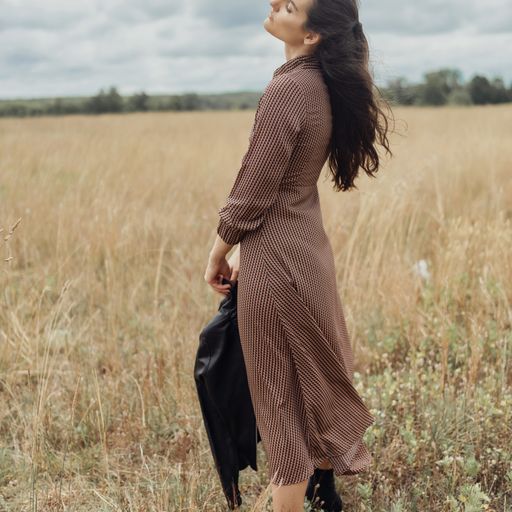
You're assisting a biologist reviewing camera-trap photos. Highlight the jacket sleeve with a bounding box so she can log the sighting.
[216,74,307,245]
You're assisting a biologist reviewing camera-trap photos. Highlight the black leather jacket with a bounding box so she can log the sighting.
[194,279,261,509]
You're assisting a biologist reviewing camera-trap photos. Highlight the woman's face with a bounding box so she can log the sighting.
[264,0,318,47]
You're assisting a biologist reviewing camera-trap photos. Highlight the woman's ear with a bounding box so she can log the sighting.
[304,31,321,47]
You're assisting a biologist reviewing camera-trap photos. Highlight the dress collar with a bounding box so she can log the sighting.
[272,53,321,78]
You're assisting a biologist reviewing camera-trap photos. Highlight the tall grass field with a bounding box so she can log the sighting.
[0,105,511,511]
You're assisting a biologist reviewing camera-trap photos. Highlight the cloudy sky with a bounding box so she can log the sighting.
[1,0,511,100]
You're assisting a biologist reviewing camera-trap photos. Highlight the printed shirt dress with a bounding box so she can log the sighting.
[216,53,375,486]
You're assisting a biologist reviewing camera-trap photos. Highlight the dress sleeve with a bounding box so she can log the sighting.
[216,74,307,245]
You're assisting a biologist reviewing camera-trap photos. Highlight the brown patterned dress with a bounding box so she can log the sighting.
[216,53,375,486]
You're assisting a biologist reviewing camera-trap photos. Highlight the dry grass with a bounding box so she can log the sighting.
[0,104,511,511]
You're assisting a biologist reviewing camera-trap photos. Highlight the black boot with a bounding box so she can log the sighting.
[305,468,343,511]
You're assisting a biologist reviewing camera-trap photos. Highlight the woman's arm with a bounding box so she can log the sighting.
[215,74,307,245]
[205,74,306,294]
[209,235,235,264]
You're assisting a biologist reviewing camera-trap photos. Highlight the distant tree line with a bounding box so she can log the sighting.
[0,86,226,117]
[382,68,512,106]
[1,68,511,117]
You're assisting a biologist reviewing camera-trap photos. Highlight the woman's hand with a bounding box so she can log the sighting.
[204,254,233,296]
[227,245,240,282]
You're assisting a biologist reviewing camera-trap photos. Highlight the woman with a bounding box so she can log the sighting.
[204,0,393,510]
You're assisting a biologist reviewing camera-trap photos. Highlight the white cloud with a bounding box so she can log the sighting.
[361,0,512,35]
[0,0,510,99]
[368,29,512,85]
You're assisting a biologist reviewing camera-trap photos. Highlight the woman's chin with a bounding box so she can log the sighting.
[263,19,277,36]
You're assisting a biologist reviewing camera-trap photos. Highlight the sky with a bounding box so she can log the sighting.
[1,0,511,100]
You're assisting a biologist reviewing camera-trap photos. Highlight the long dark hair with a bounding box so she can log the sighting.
[306,0,394,191]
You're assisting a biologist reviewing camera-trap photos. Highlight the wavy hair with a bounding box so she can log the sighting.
[305,0,394,191]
